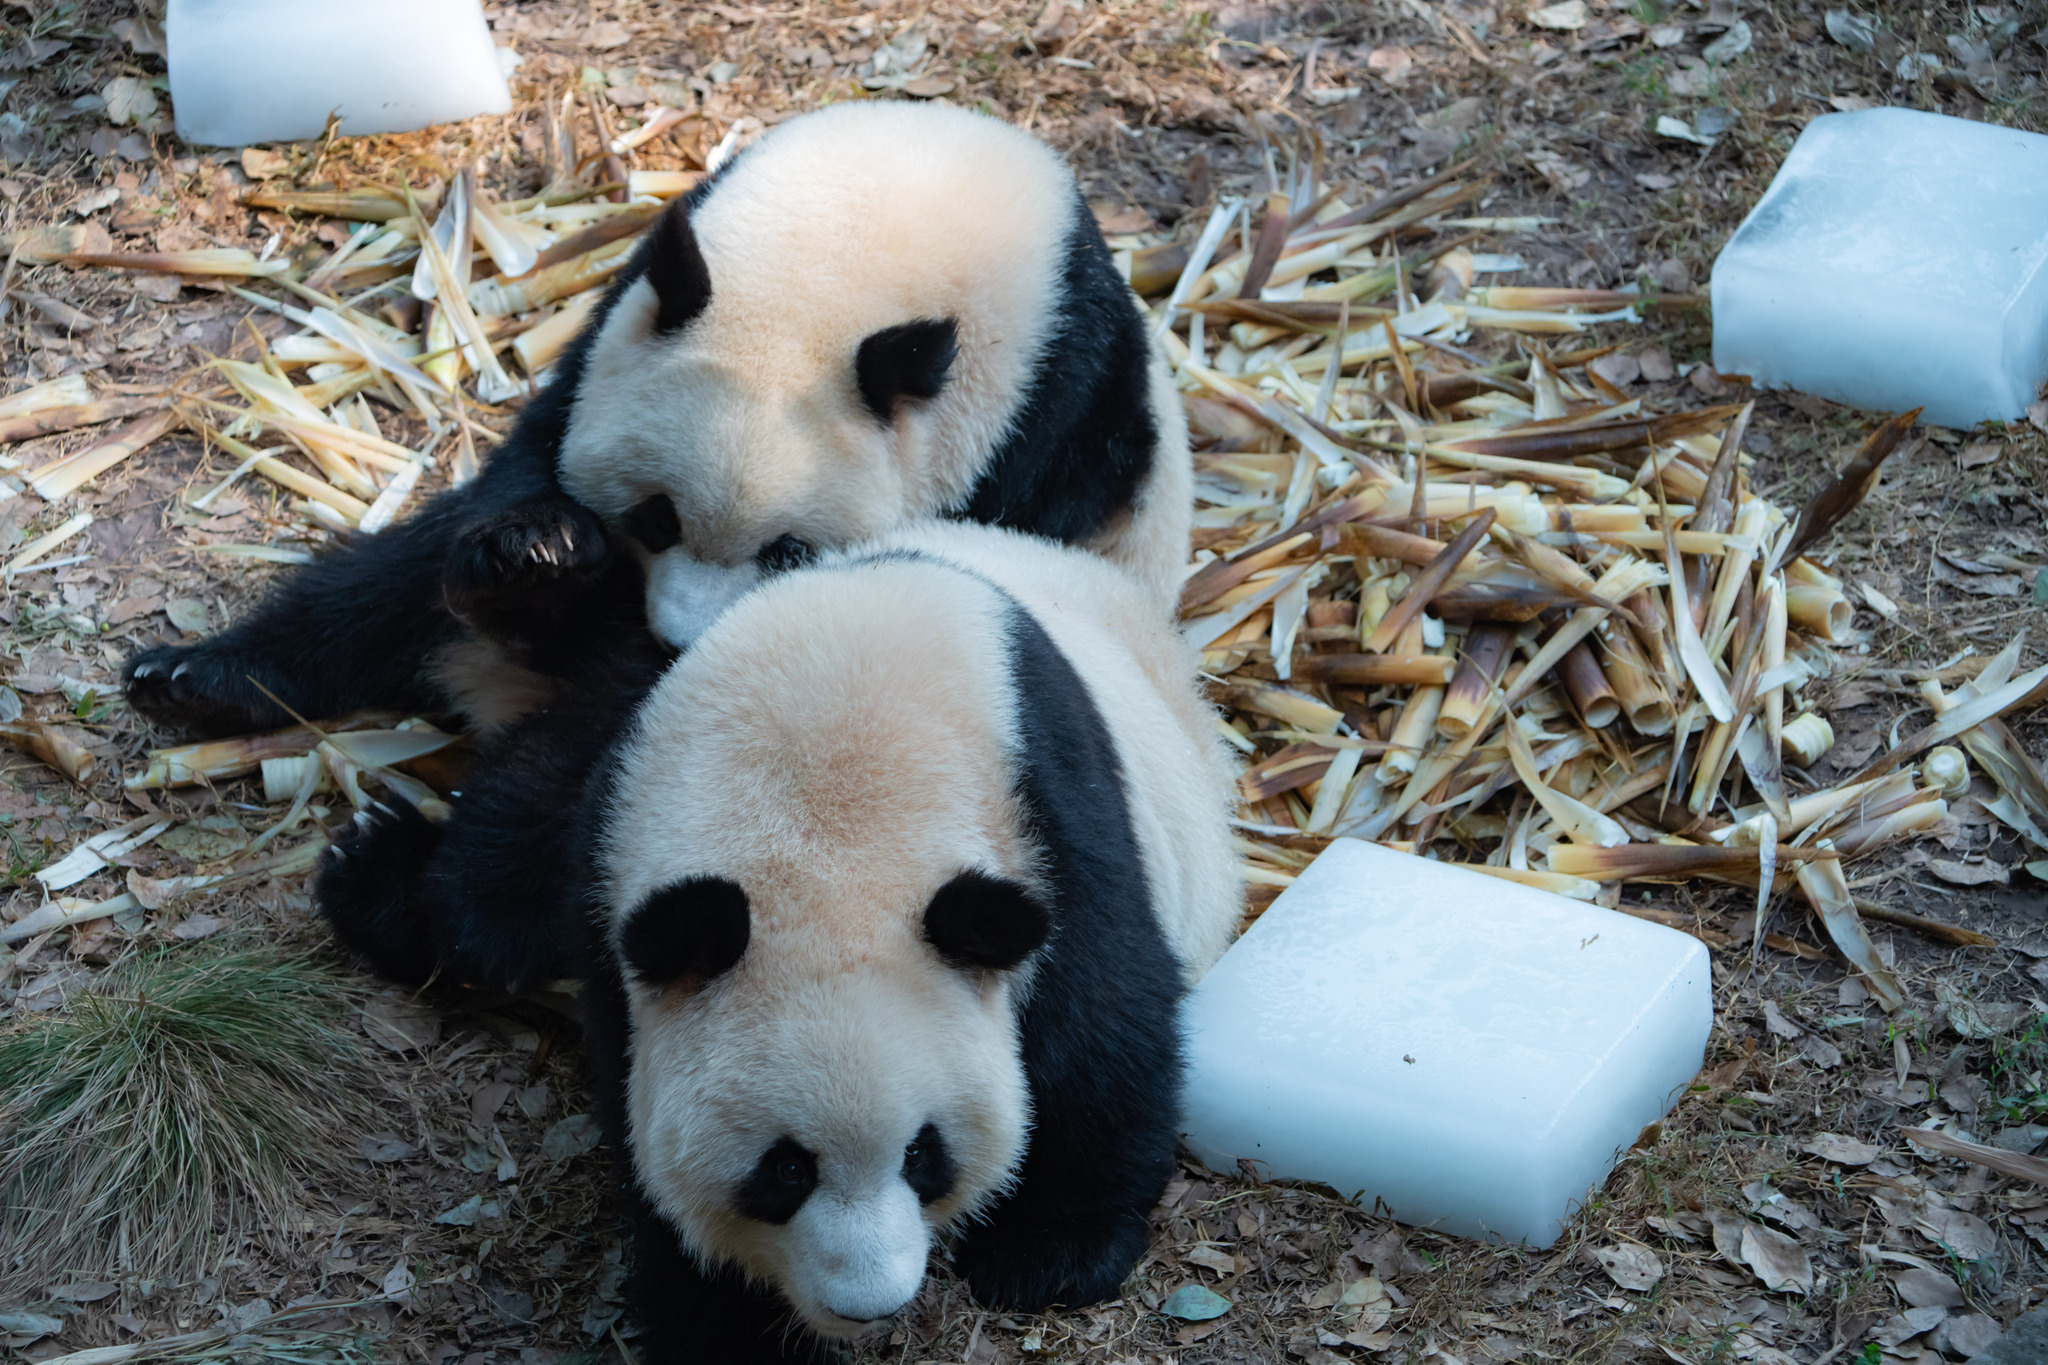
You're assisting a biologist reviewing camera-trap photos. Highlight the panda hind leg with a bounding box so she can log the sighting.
[314,800,445,986]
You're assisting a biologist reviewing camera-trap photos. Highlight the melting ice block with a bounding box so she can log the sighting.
[1182,840,1710,1248]
[1711,107,2048,428]
[167,0,512,148]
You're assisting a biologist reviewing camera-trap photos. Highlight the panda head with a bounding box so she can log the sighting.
[557,103,1080,650]
[601,558,1055,1333]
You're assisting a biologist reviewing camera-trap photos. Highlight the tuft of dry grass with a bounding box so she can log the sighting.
[0,940,380,1295]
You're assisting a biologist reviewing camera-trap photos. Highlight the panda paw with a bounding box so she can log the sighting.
[444,495,611,608]
[951,1211,1148,1314]
[124,644,291,737]
[316,801,445,985]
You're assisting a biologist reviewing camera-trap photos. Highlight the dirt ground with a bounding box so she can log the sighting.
[3,1,2048,1363]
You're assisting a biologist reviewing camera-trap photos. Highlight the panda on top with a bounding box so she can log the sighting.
[121,100,1191,738]
[317,521,1242,1361]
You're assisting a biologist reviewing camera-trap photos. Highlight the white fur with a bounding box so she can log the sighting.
[601,524,1239,1336]
[560,102,1190,647]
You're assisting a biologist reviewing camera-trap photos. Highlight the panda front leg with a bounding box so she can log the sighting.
[623,1188,835,1365]
[122,427,578,736]
[949,982,1183,1313]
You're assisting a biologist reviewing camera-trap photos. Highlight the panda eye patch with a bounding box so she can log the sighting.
[901,1122,956,1206]
[854,317,960,424]
[620,876,750,986]
[737,1137,818,1224]
[622,495,682,554]
[755,535,814,574]
[923,871,1051,971]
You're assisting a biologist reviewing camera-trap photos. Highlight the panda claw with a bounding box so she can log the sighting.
[132,662,161,678]
[171,662,190,680]
[352,808,376,830]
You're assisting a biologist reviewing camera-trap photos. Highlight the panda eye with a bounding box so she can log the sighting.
[623,494,682,554]
[737,1137,818,1225]
[901,1122,956,1206]
[755,535,814,574]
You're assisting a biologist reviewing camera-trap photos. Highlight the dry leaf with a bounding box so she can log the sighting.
[1763,1000,1804,1039]
[1185,1243,1237,1275]
[361,992,440,1053]
[101,76,157,126]
[1528,1,1589,30]
[1594,1244,1664,1291]
[1803,1132,1880,1165]
[1739,1222,1813,1292]
[1928,858,2008,886]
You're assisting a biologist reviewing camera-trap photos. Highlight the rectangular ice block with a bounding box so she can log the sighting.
[1711,107,2048,429]
[1182,840,1710,1248]
[167,0,512,148]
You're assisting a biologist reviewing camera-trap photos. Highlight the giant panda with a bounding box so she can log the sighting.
[122,101,1191,737]
[315,521,1242,1359]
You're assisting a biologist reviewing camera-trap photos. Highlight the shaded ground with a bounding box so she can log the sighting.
[3,2,2048,1363]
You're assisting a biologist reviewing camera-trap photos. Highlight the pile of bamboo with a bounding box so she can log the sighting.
[1127,173,2048,995]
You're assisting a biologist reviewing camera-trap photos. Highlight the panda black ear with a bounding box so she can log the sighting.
[621,877,750,986]
[923,872,1050,972]
[646,201,713,336]
[855,318,960,423]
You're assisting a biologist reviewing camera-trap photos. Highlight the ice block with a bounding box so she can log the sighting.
[166,0,512,148]
[1711,107,2048,429]
[1182,839,1710,1248]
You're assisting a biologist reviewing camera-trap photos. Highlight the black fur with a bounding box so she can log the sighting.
[620,877,751,987]
[753,534,815,574]
[122,172,1159,741]
[624,494,684,554]
[947,600,1183,1313]
[958,196,1159,546]
[854,318,959,423]
[647,200,715,336]
[922,871,1050,971]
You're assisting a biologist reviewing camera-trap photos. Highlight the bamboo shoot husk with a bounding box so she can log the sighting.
[1798,847,1906,1011]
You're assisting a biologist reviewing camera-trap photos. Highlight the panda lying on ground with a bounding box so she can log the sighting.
[122,101,1191,737]
[317,522,1242,1361]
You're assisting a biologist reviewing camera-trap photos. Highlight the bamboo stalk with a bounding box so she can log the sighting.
[0,395,162,444]
[1786,582,1852,642]
[1561,640,1620,728]
[1597,620,1672,735]
[1290,654,1456,687]
[1378,683,1444,782]
[1547,841,1835,881]
[1438,624,1512,737]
